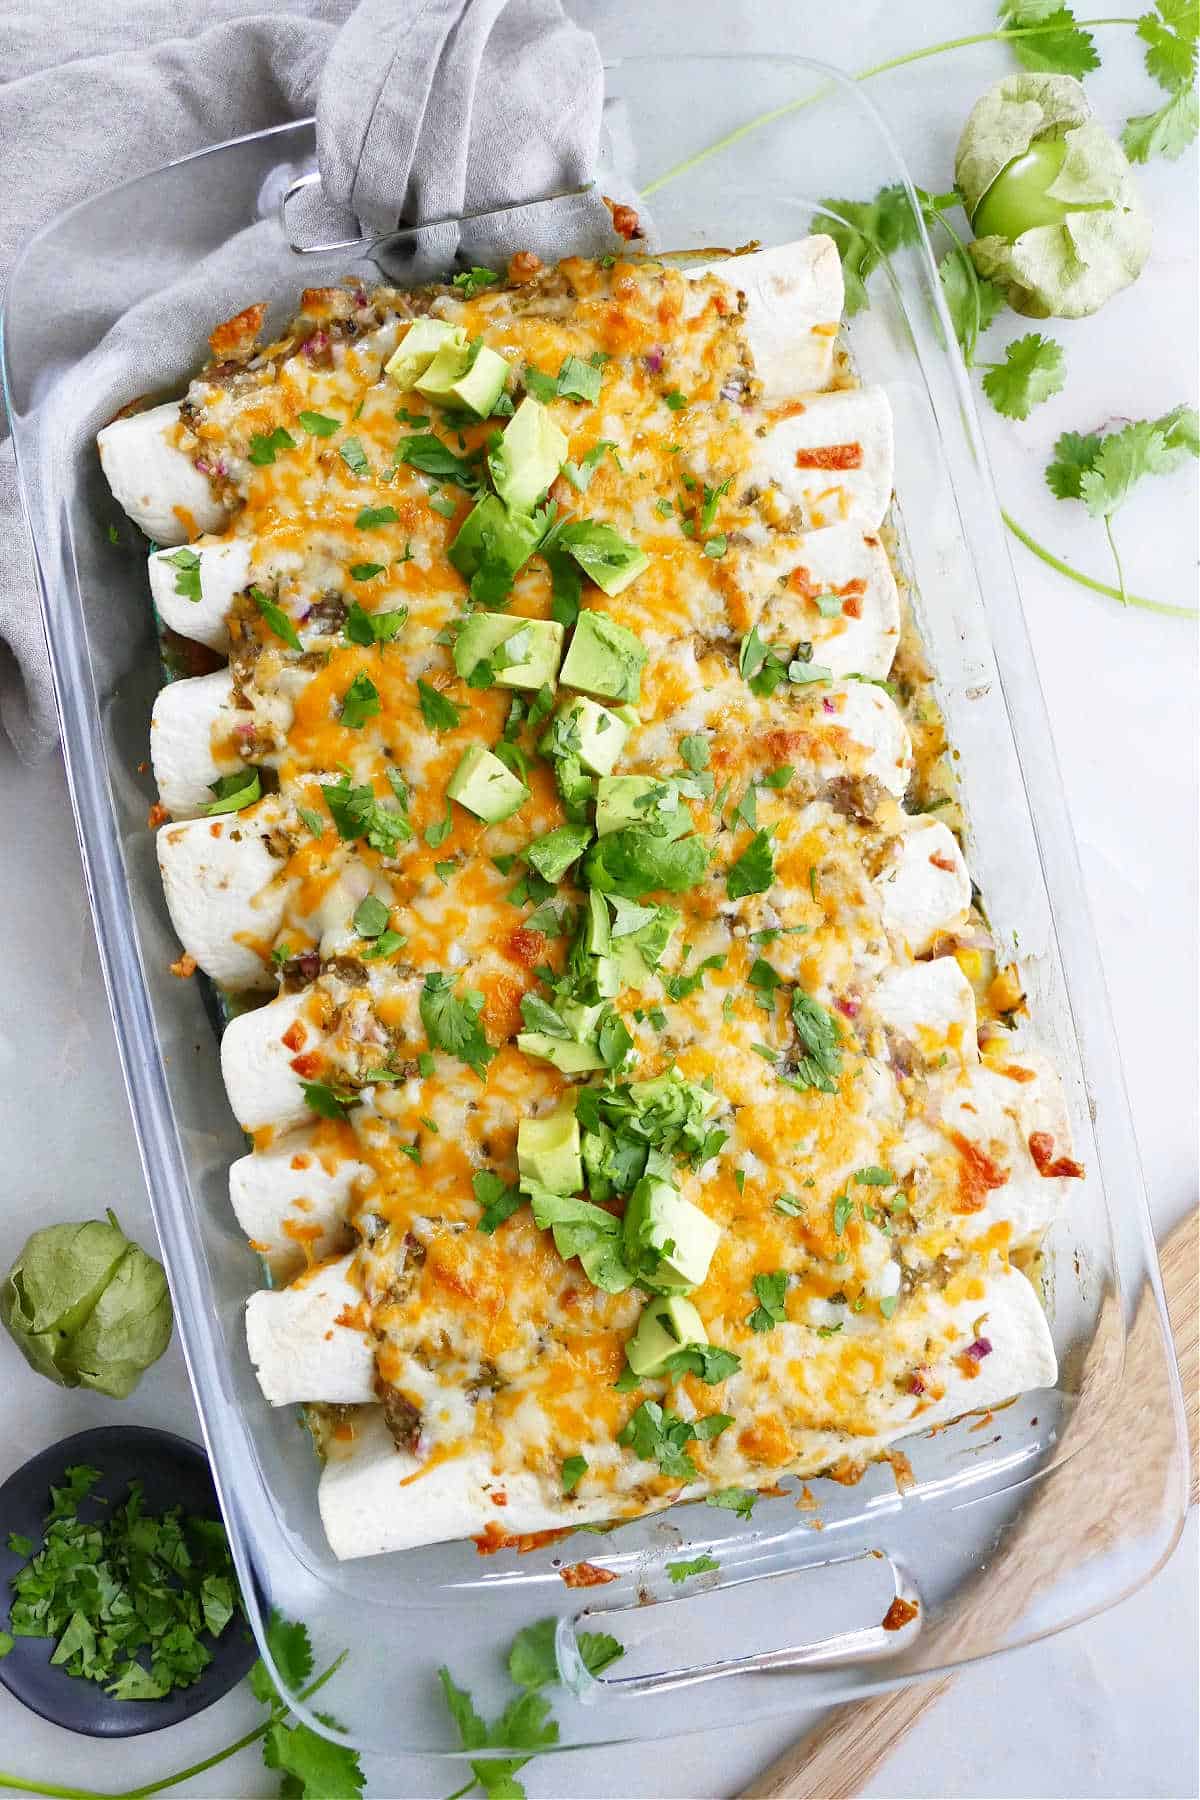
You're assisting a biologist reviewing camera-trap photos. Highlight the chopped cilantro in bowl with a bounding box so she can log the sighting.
[0,1425,255,1735]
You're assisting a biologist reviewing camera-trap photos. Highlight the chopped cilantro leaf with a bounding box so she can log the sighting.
[302,1081,358,1120]
[416,678,463,733]
[789,987,843,1093]
[394,433,478,484]
[666,1555,719,1583]
[747,1270,788,1333]
[726,829,775,900]
[297,409,340,436]
[338,436,370,478]
[452,266,499,297]
[705,1487,758,1519]
[420,972,494,1078]
[474,1170,522,1234]
[340,671,381,728]
[345,600,407,646]
[560,1455,588,1496]
[356,504,399,529]
[248,426,295,466]
[160,546,200,601]
[250,585,302,651]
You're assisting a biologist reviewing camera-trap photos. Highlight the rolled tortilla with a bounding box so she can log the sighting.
[150,668,241,819]
[97,400,228,543]
[220,989,315,1136]
[748,523,901,680]
[829,682,911,800]
[229,1132,366,1278]
[314,1266,1055,1560]
[318,1412,617,1562]
[873,955,979,1068]
[632,673,910,802]
[753,386,894,534]
[918,1052,1080,1243]
[157,807,286,991]
[682,236,844,398]
[148,536,250,651]
[245,1254,374,1406]
[874,819,971,956]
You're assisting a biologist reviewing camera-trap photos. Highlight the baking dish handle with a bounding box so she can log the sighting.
[556,1548,922,1702]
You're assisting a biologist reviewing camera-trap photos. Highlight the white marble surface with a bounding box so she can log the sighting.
[1,3,1196,1795]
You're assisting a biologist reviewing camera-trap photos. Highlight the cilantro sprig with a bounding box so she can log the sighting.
[438,1618,623,1800]
[1001,405,1200,616]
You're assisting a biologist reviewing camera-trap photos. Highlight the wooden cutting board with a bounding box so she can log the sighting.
[741,1211,1198,1800]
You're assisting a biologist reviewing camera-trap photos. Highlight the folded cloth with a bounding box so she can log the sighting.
[0,0,605,762]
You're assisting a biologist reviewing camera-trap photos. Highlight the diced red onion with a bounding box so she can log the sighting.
[822,696,836,714]
[836,993,861,1019]
[909,1369,927,1395]
[194,458,212,475]
[964,1337,993,1360]
[644,347,664,373]
[292,951,320,981]
[303,329,330,359]
[233,721,255,741]
[719,380,742,401]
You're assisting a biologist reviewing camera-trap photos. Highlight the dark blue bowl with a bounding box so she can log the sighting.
[0,1425,257,1737]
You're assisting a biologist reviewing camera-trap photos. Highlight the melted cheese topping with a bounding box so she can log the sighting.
[159,255,1081,1534]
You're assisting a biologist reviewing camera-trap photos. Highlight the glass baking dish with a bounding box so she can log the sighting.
[3,54,1187,1764]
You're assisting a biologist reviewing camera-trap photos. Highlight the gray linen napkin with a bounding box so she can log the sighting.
[0,0,605,763]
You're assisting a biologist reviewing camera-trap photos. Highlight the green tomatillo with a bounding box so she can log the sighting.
[1,1210,173,1398]
[956,73,1150,318]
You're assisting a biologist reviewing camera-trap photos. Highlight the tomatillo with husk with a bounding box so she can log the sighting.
[1,1211,173,1398]
[956,73,1150,318]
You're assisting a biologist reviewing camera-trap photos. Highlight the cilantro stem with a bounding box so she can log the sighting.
[1103,513,1128,605]
[1002,510,1199,618]
[641,20,1141,196]
[0,1652,349,1800]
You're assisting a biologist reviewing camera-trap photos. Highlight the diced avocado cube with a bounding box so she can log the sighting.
[385,319,464,391]
[595,775,689,840]
[451,345,511,418]
[584,890,611,956]
[416,338,510,417]
[626,1296,708,1378]
[524,822,592,882]
[555,696,629,776]
[559,522,650,597]
[516,1032,607,1073]
[560,999,604,1043]
[612,939,652,991]
[446,744,529,823]
[450,495,545,587]
[490,397,569,513]
[593,954,621,998]
[622,1176,721,1293]
[607,900,681,990]
[453,612,565,691]
[415,342,467,397]
[559,610,647,704]
[517,1104,582,1197]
